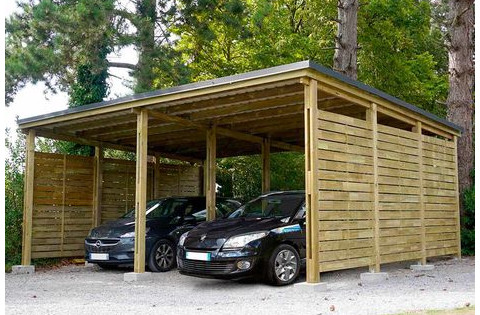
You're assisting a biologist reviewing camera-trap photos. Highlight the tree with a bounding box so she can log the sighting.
[446,0,474,199]
[333,0,359,79]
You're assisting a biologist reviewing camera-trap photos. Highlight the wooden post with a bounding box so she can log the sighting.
[154,153,161,198]
[206,126,216,221]
[21,129,35,266]
[367,103,380,272]
[92,147,103,227]
[453,136,462,259]
[261,137,271,193]
[412,122,426,265]
[304,78,320,283]
[134,109,148,273]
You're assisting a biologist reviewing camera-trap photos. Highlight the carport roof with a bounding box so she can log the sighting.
[17,60,461,162]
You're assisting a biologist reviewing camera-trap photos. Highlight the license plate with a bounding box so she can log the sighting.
[90,253,109,261]
[185,251,211,261]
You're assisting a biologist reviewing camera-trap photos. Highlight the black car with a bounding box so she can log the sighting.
[85,196,241,272]
[177,191,306,285]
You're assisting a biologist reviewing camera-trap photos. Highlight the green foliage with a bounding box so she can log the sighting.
[358,0,448,116]
[461,170,474,255]
[5,130,26,268]
[217,152,304,203]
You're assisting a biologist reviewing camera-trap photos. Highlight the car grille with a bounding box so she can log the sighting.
[85,238,120,253]
[181,260,235,275]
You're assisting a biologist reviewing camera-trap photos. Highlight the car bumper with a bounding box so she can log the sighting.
[85,237,155,264]
[176,246,263,280]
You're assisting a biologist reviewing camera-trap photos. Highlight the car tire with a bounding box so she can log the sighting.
[266,244,300,286]
[148,239,176,272]
[97,263,118,270]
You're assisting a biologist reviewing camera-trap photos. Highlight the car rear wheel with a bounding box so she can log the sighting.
[266,244,300,286]
[148,239,176,272]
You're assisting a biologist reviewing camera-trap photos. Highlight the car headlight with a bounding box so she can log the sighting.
[120,227,149,238]
[178,231,189,246]
[223,232,269,249]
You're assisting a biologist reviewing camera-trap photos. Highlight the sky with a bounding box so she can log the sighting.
[4,0,136,137]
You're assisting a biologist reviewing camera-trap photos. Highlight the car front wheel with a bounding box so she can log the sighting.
[266,244,300,286]
[148,239,176,272]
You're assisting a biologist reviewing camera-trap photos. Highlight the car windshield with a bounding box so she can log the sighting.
[121,199,187,219]
[228,194,304,219]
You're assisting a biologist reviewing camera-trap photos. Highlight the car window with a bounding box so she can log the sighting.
[148,198,188,219]
[293,203,306,220]
[121,200,163,218]
[229,194,304,219]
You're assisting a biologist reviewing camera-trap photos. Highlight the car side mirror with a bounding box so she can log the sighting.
[296,217,306,226]
[183,215,196,225]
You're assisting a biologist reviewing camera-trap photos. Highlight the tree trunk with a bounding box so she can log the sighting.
[333,0,358,80]
[135,0,157,93]
[446,0,474,207]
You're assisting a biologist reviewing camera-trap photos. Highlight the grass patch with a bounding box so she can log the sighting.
[395,306,474,315]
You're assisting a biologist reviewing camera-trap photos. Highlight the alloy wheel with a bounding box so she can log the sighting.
[274,249,298,282]
[155,243,174,269]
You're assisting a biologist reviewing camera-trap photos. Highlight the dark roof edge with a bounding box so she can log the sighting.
[18,60,462,133]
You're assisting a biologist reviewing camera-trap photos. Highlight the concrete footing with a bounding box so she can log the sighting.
[84,262,96,268]
[360,272,388,284]
[410,264,435,271]
[124,272,154,282]
[294,281,329,292]
[11,265,35,275]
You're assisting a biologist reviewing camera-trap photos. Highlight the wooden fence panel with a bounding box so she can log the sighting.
[422,135,458,257]
[377,124,423,264]
[317,110,374,272]
[31,152,201,259]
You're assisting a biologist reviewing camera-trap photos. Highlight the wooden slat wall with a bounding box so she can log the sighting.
[317,110,374,272]
[316,109,459,273]
[31,152,201,259]
[101,158,154,223]
[32,152,94,258]
[377,124,422,264]
[422,135,458,257]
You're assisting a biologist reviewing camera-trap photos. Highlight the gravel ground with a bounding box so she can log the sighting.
[5,256,474,315]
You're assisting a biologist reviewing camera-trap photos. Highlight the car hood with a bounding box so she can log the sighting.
[88,217,172,238]
[183,217,284,249]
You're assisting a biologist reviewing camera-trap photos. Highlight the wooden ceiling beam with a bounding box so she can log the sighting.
[142,109,304,152]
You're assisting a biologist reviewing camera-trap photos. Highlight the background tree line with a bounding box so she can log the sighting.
[5,0,474,268]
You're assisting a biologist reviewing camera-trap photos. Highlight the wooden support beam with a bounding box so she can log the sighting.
[262,137,271,193]
[21,130,35,266]
[453,136,462,259]
[134,109,148,273]
[92,147,103,227]
[304,79,320,283]
[144,109,304,152]
[367,103,380,272]
[412,122,426,265]
[154,153,161,198]
[206,126,217,221]
[34,128,201,164]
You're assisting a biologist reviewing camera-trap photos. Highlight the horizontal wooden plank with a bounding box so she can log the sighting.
[319,229,373,241]
[319,247,372,262]
[379,202,421,211]
[423,195,457,204]
[426,225,457,233]
[378,124,418,140]
[318,141,372,157]
[377,133,418,148]
[319,211,373,220]
[378,176,420,187]
[378,150,419,164]
[318,109,369,128]
[380,243,421,255]
[319,181,372,192]
[426,232,457,242]
[422,142,455,156]
[318,201,373,211]
[377,140,419,156]
[319,239,373,251]
[426,239,458,250]
[378,194,420,203]
[380,234,420,246]
[378,158,419,172]
[319,220,372,231]
[426,246,457,257]
[319,191,372,201]
[379,211,420,219]
[422,135,455,148]
[318,149,373,165]
[320,256,373,272]
[32,250,84,259]
[378,167,420,180]
[318,120,371,139]
[378,184,419,195]
[319,170,373,183]
[317,130,373,148]
[318,160,373,174]
[380,251,422,264]
[380,219,421,228]
[380,227,421,237]
[423,173,455,183]
[425,203,457,211]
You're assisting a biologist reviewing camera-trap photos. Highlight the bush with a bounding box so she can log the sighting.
[5,130,25,268]
[461,169,475,255]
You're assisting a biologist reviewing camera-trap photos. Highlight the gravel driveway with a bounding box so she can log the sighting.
[5,256,474,315]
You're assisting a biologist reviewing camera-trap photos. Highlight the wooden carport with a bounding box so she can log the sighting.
[18,60,462,283]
